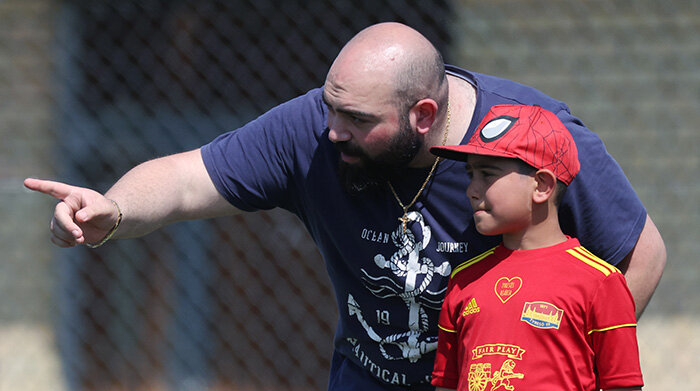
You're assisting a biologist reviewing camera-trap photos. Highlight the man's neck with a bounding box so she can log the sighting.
[410,74,477,168]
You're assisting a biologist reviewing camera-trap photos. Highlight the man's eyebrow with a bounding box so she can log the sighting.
[322,93,378,121]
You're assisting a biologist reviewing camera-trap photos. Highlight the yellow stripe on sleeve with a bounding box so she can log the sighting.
[588,323,637,335]
[438,324,457,333]
[577,246,620,273]
[450,246,498,278]
[566,247,616,276]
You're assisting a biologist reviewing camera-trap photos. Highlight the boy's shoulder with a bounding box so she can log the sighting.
[560,243,623,280]
[450,240,621,282]
[450,245,499,279]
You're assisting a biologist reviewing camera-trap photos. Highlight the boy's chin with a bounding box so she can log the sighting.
[474,221,502,237]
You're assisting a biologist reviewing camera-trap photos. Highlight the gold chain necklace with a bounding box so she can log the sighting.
[388,101,451,233]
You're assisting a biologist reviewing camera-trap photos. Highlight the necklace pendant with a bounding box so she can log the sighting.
[398,214,409,233]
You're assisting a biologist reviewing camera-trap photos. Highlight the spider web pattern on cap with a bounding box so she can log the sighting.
[431,104,580,185]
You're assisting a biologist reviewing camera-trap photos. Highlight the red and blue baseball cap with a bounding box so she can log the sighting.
[430,104,580,185]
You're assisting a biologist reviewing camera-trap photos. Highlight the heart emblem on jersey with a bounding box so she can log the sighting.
[494,276,522,303]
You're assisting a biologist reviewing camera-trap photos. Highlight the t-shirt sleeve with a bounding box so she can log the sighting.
[200,88,325,212]
[554,108,647,265]
[587,272,643,389]
[431,280,461,389]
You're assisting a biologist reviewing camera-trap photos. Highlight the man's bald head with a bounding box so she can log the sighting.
[327,22,448,113]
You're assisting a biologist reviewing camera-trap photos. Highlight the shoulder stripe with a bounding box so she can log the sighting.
[578,246,620,273]
[451,246,498,278]
[588,323,637,334]
[438,324,457,333]
[566,247,619,276]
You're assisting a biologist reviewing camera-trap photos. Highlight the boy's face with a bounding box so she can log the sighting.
[466,155,537,236]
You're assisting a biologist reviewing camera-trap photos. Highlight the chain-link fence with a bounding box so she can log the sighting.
[2,0,699,390]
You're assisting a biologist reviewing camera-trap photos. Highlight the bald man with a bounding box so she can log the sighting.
[25,22,664,390]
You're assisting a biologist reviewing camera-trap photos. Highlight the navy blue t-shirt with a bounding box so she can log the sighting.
[201,65,646,390]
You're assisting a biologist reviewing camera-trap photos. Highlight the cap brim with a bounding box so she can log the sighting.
[430,144,517,162]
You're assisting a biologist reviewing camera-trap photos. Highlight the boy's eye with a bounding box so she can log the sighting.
[481,170,500,180]
[465,169,474,180]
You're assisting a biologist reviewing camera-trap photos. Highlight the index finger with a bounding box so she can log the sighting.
[24,178,75,200]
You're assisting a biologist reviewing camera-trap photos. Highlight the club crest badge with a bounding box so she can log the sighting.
[521,301,564,329]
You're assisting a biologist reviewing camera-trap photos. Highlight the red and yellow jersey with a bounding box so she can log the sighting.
[431,238,642,391]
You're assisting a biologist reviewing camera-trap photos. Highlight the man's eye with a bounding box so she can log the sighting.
[351,116,366,124]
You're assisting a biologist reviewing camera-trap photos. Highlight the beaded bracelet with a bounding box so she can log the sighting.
[85,199,123,248]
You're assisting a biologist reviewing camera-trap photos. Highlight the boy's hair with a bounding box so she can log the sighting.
[431,104,580,186]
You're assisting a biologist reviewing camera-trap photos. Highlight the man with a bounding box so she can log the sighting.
[25,22,665,390]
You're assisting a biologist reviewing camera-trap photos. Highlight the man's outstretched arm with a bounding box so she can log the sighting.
[619,214,666,319]
[25,148,238,247]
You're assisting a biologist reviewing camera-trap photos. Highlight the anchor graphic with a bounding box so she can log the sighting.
[349,211,451,362]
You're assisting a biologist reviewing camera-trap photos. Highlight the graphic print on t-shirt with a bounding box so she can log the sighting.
[347,211,452,369]
[494,276,522,303]
[467,356,525,391]
[468,344,526,391]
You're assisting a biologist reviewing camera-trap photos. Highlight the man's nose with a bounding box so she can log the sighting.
[327,116,352,143]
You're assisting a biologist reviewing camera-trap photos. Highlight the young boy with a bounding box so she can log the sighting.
[429,105,643,391]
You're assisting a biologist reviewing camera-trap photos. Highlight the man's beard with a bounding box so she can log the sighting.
[337,114,421,195]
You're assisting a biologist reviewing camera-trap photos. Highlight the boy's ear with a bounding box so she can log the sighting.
[410,98,438,135]
[533,169,558,204]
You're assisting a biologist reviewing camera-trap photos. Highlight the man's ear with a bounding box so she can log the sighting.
[533,169,558,204]
[409,99,438,135]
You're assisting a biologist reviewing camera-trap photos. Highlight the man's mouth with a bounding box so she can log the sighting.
[336,143,366,164]
[340,151,362,164]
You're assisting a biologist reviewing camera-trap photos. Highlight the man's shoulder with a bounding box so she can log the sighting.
[251,86,328,143]
[267,87,325,119]
[446,64,569,115]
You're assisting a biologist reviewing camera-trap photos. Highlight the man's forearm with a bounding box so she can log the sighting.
[105,148,238,239]
[619,214,666,319]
